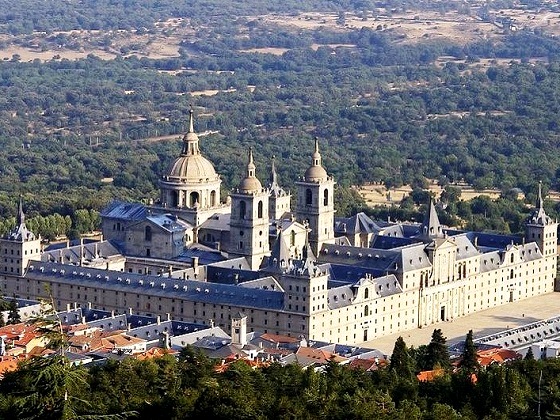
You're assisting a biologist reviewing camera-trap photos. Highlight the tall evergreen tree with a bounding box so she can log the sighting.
[7,298,21,325]
[426,328,451,370]
[390,336,414,379]
[459,330,479,373]
[524,346,535,361]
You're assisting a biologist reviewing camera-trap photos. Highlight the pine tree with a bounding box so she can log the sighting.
[390,336,414,379]
[426,328,451,370]
[524,346,535,361]
[459,330,479,373]
[7,298,21,325]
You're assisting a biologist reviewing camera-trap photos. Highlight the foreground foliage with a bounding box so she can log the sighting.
[0,342,558,419]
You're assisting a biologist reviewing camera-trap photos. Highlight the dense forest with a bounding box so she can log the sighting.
[0,0,559,231]
[0,330,558,419]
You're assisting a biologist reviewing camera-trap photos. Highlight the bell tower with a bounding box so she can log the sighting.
[229,149,270,270]
[295,139,335,256]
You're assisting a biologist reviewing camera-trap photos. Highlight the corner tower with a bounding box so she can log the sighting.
[295,139,335,256]
[525,183,558,258]
[159,109,223,226]
[229,149,270,270]
[0,198,41,276]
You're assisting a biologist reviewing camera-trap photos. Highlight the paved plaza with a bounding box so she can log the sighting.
[363,292,560,355]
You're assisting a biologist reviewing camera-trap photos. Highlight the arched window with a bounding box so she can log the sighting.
[257,200,263,218]
[364,288,369,299]
[144,226,152,241]
[189,192,199,208]
[240,201,247,219]
[305,189,312,206]
[290,230,296,247]
[323,188,329,206]
[510,253,514,263]
[171,191,179,207]
[210,190,216,207]
[364,305,369,317]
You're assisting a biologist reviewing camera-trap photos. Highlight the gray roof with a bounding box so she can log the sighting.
[452,234,481,260]
[129,213,192,233]
[25,261,285,311]
[479,250,501,273]
[101,201,147,221]
[397,244,432,272]
[198,213,231,231]
[335,212,379,235]
[319,244,400,271]
[42,241,123,265]
[328,285,354,309]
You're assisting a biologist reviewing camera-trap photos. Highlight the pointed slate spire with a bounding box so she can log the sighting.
[270,155,278,186]
[420,198,443,239]
[268,229,291,271]
[8,196,36,241]
[17,195,25,226]
[537,181,544,210]
[528,181,552,226]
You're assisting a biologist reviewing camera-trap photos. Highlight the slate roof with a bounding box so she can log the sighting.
[25,261,285,311]
[101,201,147,221]
[42,241,123,265]
[334,212,379,235]
[198,213,231,231]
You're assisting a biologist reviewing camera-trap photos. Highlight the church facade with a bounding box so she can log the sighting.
[0,111,557,345]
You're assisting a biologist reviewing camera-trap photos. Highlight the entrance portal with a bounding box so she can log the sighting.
[440,306,446,321]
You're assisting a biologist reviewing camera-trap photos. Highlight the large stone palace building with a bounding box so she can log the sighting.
[0,111,557,345]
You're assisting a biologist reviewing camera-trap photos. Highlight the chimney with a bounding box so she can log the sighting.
[192,257,199,275]
[66,240,70,249]
[168,265,173,276]
[58,250,63,264]
[156,315,161,325]
[81,316,86,324]
[66,303,71,312]
[166,313,171,321]
[73,302,77,310]
[94,243,98,258]
[87,302,92,310]
[128,308,133,315]
[111,310,115,318]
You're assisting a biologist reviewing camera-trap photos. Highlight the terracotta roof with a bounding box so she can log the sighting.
[102,334,146,349]
[0,356,22,375]
[295,346,347,364]
[349,358,384,371]
[477,348,521,366]
[134,347,176,361]
[417,369,445,382]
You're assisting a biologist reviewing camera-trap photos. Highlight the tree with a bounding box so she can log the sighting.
[7,298,21,325]
[524,347,535,361]
[426,329,451,370]
[459,330,479,373]
[390,336,415,379]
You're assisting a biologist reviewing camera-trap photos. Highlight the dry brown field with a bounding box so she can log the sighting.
[1,6,560,63]
[357,181,509,207]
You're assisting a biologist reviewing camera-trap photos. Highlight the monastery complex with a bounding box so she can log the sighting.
[0,110,557,345]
